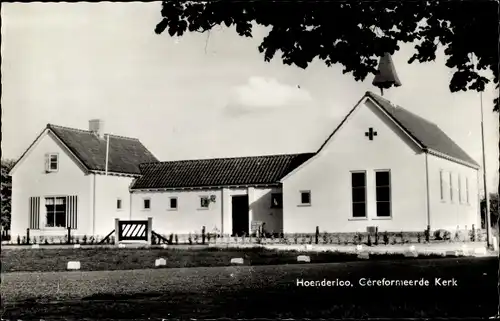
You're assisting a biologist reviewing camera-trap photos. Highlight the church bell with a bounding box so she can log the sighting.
[372,52,402,96]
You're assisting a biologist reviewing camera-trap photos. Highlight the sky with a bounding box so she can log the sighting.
[1,2,498,194]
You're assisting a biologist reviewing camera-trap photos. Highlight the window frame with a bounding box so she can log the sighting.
[449,172,454,203]
[44,196,67,228]
[143,198,151,210]
[168,197,178,211]
[465,177,470,205]
[199,195,210,210]
[374,169,392,219]
[298,190,311,206]
[46,153,59,172]
[439,170,446,202]
[350,171,367,219]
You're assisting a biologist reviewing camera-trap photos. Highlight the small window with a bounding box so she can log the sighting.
[116,198,122,210]
[200,196,210,209]
[271,193,283,208]
[143,198,151,210]
[46,153,59,172]
[300,191,311,205]
[169,197,178,210]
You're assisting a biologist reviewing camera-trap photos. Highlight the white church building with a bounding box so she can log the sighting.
[9,92,480,239]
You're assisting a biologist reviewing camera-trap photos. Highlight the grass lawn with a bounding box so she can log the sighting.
[1,257,497,319]
[1,247,452,272]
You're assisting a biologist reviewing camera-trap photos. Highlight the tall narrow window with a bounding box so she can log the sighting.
[351,172,366,218]
[466,177,470,204]
[440,170,445,201]
[449,172,454,202]
[117,198,122,210]
[376,171,391,217]
[45,197,66,227]
[458,175,463,204]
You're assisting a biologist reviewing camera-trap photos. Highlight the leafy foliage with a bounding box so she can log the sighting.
[1,159,15,229]
[155,0,498,111]
[481,193,500,228]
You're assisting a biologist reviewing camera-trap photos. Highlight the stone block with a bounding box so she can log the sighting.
[356,245,363,251]
[67,261,81,270]
[357,252,369,260]
[118,243,126,248]
[230,257,244,264]
[161,244,168,249]
[474,247,487,256]
[305,244,313,250]
[155,258,167,267]
[404,251,418,258]
[31,244,40,249]
[297,255,311,263]
[74,244,81,249]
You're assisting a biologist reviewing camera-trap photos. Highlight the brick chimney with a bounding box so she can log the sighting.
[89,119,104,138]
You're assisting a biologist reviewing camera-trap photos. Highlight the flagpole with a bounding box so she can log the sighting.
[105,134,110,176]
[480,90,492,248]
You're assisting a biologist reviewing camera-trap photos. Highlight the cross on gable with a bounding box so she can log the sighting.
[365,127,377,140]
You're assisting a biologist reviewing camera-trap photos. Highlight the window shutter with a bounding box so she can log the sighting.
[44,153,50,172]
[66,195,78,229]
[29,197,40,229]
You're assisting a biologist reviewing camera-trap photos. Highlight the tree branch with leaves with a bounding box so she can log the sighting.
[155,0,499,111]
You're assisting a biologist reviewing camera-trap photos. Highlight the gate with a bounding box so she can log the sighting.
[116,219,150,242]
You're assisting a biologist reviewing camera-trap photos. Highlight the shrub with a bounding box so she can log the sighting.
[382,232,388,245]
[188,233,193,245]
[89,236,95,244]
[470,226,476,242]
[374,231,379,246]
[82,235,88,245]
[17,235,21,245]
[417,233,421,243]
[400,231,405,244]
[151,233,157,245]
[110,235,115,244]
[294,234,298,244]
[168,233,174,244]
[390,236,397,245]
[22,236,27,245]
[434,229,451,241]
[322,232,328,244]
[367,234,372,246]
[44,238,49,245]
[75,236,80,244]
[175,234,179,244]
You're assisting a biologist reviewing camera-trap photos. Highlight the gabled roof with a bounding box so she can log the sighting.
[317,92,479,168]
[131,153,315,190]
[11,124,158,176]
[48,124,158,175]
[365,92,479,167]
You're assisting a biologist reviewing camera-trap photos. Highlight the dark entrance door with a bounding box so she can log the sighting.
[232,195,249,236]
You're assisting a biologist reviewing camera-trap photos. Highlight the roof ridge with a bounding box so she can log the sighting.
[366,91,438,126]
[145,152,316,165]
[47,123,91,134]
[47,124,140,141]
[105,133,140,141]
